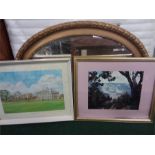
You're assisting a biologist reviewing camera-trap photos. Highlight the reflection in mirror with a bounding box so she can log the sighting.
[33,35,133,58]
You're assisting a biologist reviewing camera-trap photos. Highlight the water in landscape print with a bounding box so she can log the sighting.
[0,70,64,113]
[88,71,144,110]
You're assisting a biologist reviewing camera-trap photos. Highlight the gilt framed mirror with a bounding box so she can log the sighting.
[16,21,149,59]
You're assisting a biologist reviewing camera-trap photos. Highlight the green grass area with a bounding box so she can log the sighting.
[2,100,65,113]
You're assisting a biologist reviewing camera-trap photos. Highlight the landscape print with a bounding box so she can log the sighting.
[0,69,64,113]
[88,71,144,110]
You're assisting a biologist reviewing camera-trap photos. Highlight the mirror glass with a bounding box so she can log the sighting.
[33,35,133,58]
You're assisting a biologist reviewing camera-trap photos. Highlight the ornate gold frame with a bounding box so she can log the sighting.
[16,21,149,59]
[74,56,155,123]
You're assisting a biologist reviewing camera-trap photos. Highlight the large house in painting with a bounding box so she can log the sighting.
[36,88,62,100]
[0,88,64,102]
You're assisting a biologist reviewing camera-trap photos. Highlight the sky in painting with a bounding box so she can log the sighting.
[100,71,128,84]
[99,71,131,99]
[89,71,141,99]
[99,71,141,84]
[0,70,64,94]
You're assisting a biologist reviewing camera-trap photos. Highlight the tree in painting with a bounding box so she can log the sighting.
[119,71,143,109]
[88,71,144,110]
[88,71,114,109]
[0,90,10,102]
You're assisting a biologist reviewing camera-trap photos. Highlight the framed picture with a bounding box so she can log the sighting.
[0,57,73,125]
[74,56,155,123]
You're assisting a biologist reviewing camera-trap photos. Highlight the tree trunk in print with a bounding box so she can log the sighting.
[119,71,143,109]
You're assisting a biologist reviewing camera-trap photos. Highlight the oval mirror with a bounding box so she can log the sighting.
[16,21,149,59]
[33,35,133,58]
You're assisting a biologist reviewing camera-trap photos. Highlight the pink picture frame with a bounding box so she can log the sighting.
[74,56,155,123]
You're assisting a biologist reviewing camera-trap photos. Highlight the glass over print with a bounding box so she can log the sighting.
[0,69,64,113]
[88,71,144,110]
